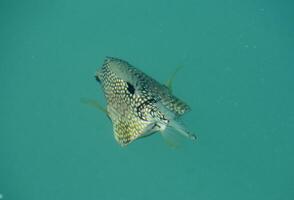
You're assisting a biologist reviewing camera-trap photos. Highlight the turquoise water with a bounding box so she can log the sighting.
[1,0,294,199]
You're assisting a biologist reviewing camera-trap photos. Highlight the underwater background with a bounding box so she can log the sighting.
[1,0,293,199]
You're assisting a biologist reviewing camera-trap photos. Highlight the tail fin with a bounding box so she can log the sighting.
[168,119,197,141]
[161,119,196,147]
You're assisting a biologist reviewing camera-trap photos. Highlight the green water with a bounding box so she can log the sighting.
[1,0,293,199]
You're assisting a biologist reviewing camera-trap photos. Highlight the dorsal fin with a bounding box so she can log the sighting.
[165,66,184,92]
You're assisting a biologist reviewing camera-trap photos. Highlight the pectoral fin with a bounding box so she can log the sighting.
[80,98,107,114]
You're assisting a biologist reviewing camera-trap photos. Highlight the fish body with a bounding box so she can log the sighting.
[96,57,195,146]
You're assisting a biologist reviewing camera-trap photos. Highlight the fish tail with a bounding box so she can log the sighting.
[168,119,197,141]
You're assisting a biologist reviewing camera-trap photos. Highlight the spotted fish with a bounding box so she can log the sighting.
[95,57,196,146]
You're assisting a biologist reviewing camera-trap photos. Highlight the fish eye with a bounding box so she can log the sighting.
[126,82,135,95]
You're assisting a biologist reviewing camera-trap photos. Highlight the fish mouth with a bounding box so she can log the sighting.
[94,75,100,83]
[94,57,116,83]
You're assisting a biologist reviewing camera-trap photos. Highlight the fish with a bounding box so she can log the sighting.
[95,57,196,146]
